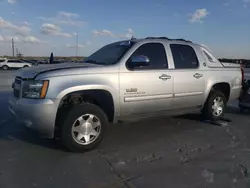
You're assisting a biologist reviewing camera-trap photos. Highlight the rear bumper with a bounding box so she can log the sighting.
[9,95,58,138]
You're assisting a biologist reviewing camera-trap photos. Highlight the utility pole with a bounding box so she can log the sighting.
[16,47,18,57]
[12,38,15,57]
[76,32,78,58]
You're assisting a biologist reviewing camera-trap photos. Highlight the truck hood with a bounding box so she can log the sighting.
[15,63,102,79]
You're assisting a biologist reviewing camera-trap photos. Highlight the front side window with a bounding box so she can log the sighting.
[170,44,199,69]
[84,41,134,65]
[128,43,168,70]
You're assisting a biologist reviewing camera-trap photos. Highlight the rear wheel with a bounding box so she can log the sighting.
[202,91,227,121]
[23,65,29,68]
[2,65,8,70]
[60,103,108,152]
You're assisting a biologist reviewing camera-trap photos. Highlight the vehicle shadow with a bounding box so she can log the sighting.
[0,118,64,151]
[101,113,206,149]
[0,113,206,152]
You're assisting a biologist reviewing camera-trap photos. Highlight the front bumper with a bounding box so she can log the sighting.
[9,95,58,138]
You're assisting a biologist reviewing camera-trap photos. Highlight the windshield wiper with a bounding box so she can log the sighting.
[84,59,109,65]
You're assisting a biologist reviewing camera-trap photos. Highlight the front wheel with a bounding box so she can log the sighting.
[2,65,8,70]
[202,91,227,121]
[60,103,108,152]
[23,65,29,68]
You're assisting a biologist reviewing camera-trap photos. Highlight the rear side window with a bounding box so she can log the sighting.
[8,60,20,63]
[0,60,5,62]
[170,44,199,69]
[129,43,168,70]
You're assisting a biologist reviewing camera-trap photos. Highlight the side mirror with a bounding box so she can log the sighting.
[129,55,150,68]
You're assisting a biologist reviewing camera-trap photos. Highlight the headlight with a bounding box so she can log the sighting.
[22,80,49,99]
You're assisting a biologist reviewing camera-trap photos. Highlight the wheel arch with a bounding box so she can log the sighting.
[205,82,231,103]
[55,88,117,136]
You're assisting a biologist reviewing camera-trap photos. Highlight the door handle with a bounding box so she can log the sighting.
[193,73,203,79]
[159,74,171,81]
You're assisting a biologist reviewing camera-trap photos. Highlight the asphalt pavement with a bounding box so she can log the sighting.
[1,70,250,188]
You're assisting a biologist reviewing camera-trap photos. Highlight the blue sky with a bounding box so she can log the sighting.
[0,0,250,58]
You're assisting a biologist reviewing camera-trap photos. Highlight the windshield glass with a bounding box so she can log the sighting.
[84,41,134,65]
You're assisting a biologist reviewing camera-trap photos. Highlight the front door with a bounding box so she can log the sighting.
[119,42,174,117]
[169,43,205,109]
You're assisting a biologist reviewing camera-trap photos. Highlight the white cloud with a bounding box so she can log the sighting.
[127,28,133,33]
[8,0,17,4]
[66,44,84,48]
[37,11,86,26]
[0,35,44,44]
[58,11,79,19]
[40,23,72,37]
[86,41,91,45]
[189,8,209,23]
[22,36,44,44]
[92,28,135,39]
[243,0,250,7]
[20,21,30,26]
[0,17,31,35]
[92,29,116,37]
[119,28,134,39]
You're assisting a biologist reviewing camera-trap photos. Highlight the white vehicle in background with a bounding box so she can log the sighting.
[0,59,33,70]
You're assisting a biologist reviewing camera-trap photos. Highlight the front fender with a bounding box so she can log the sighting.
[43,74,120,117]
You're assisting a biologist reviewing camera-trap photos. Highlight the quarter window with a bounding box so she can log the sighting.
[170,44,199,69]
[128,43,168,70]
[203,50,214,62]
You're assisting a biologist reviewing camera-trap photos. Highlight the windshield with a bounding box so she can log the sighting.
[84,41,134,65]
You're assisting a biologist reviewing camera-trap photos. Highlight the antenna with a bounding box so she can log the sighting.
[12,38,15,57]
[76,32,78,58]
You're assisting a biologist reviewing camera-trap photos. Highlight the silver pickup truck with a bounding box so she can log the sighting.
[9,37,243,152]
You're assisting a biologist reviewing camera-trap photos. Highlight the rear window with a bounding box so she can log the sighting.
[0,60,5,63]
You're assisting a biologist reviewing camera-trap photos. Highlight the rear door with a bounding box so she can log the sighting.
[170,44,205,109]
[16,60,26,67]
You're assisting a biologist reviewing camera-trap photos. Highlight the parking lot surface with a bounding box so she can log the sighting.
[1,70,250,188]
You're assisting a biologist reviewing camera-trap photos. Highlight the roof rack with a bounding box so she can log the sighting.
[145,37,192,43]
[172,38,193,43]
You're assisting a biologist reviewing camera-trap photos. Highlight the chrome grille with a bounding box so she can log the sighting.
[13,76,22,98]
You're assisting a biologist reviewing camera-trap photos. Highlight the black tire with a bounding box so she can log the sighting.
[2,65,8,70]
[60,103,108,152]
[23,65,29,68]
[202,91,227,121]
